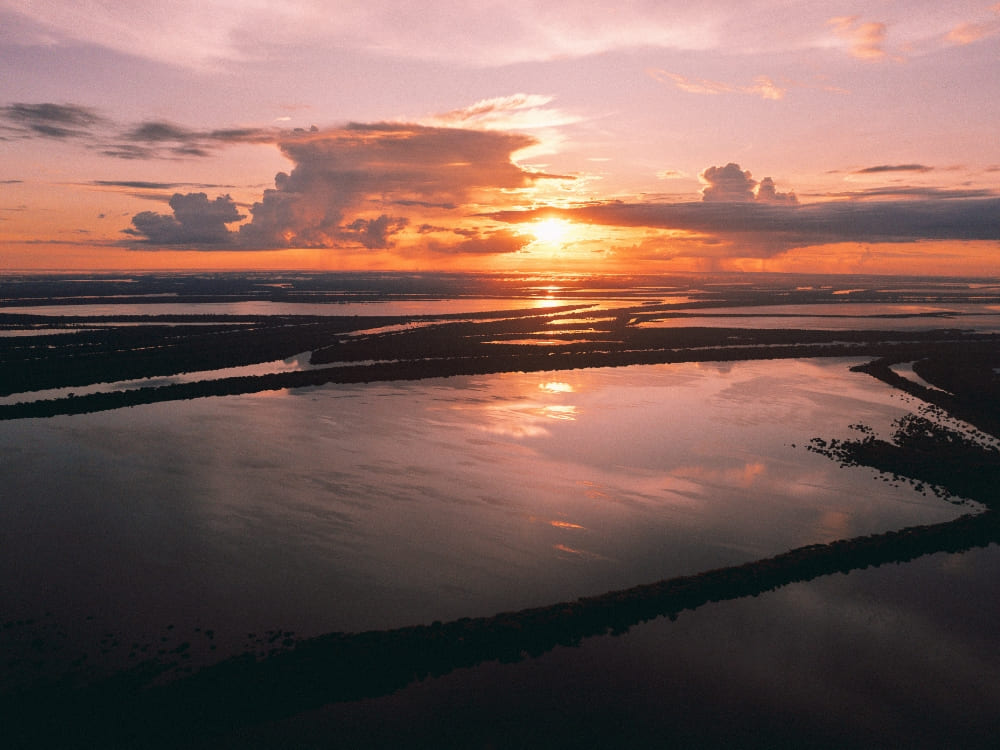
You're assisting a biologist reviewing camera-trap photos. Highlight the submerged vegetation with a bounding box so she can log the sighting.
[809,414,1000,505]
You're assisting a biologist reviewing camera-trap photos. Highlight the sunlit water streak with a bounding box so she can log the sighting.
[0,298,598,317]
[636,303,1000,332]
[0,351,329,405]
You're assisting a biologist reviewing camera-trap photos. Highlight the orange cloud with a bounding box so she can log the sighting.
[947,3,1000,45]
[947,8,1000,46]
[428,93,582,131]
[648,69,786,100]
[125,122,566,256]
[828,16,890,60]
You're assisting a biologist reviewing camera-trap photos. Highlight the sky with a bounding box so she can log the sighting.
[1,0,999,275]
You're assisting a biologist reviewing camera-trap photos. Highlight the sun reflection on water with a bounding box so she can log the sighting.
[541,404,577,421]
[550,520,585,530]
[539,381,574,393]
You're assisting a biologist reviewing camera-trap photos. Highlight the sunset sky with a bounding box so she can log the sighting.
[2,1,998,275]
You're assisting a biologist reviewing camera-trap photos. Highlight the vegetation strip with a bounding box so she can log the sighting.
[6,510,997,748]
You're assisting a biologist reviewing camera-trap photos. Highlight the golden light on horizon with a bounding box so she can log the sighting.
[528,218,572,247]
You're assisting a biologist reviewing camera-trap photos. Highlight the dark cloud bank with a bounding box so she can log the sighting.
[495,162,1000,257]
[0,102,105,139]
[0,101,272,158]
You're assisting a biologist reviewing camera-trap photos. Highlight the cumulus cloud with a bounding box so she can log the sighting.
[343,215,409,249]
[125,121,554,255]
[700,163,796,204]
[125,193,243,245]
[234,123,548,249]
[755,177,797,204]
[701,163,757,202]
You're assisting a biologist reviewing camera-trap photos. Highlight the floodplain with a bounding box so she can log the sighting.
[1,272,998,748]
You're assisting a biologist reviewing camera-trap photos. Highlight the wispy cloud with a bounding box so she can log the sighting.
[0,1,722,69]
[818,186,994,200]
[854,164,934,174]
[0,102,105,139]
[93,180,187,190]
[946,4,1000,45]
[106,121,275,160]
[828,16,891,61]
[0,101,276,159]
[92,180,235,190]
[428,94,581,131]
[5,2,996,73]
[648,70,786,100]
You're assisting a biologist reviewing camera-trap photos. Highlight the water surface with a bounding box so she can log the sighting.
[0,358,968,683]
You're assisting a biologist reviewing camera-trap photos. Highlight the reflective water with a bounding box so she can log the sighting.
[0,351,326,406]
[0,358,969,681]
[245,545,1000,749]
[637,303,1000,331]
[0,298,581,317]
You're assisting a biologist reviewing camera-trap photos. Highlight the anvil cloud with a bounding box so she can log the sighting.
[125,121,565,255]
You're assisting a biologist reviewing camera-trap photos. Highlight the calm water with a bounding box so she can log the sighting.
[0,358,972,685]
[0,298,577,317]
[243,546,1000,749]
[636,303,1000,331]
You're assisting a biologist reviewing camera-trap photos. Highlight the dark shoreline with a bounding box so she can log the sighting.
[8,513,998,749]
[1,335,995,421]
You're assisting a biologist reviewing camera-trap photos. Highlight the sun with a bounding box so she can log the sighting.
[529,218,571,245]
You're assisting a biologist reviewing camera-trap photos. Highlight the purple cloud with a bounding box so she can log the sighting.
[125,193,243,246]
[700,163,797,204]
[855,164,934,174]
[0,102,104,139]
